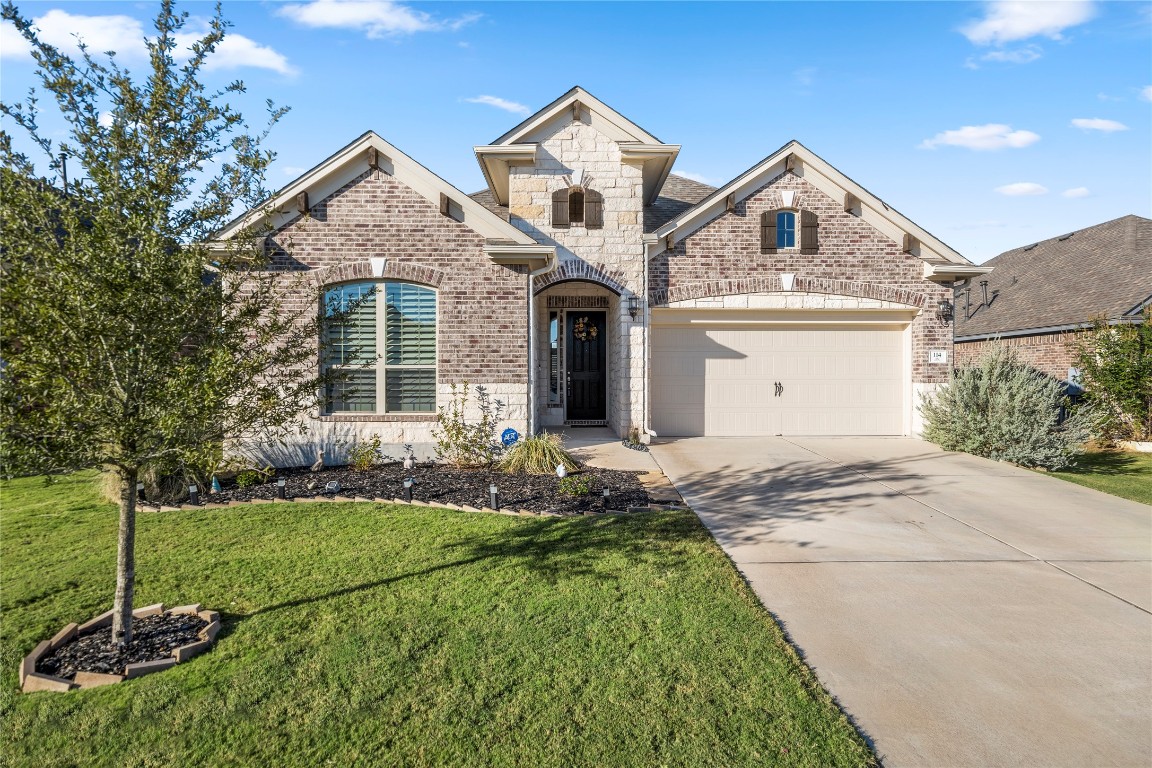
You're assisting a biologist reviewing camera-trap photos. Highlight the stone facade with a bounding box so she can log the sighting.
[508,120,648,433]
[650,171,955,385]
[254,168,530,466]
[955,332,1082,381]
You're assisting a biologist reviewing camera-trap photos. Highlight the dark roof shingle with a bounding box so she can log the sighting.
[644,174,716,232]
[954,215,1152,338]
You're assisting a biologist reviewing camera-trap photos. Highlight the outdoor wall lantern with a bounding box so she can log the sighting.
[628,295,640,320]
[936,298,954,323]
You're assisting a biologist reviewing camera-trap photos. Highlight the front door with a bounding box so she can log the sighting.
[566,311,607,421]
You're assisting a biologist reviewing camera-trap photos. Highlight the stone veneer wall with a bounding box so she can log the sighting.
[508,120,648,435]
[650,170,954,385]
[955,332,1082,381]
[254,169,530,467]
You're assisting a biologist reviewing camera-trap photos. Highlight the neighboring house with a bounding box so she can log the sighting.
[954,215,1152,382]
[218,87,987,465]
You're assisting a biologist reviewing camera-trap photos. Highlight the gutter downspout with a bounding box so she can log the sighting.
[527,254,558,437]
[641,240,657,443]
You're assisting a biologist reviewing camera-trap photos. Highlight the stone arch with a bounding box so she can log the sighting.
[649,275,925,308]
[533,259,629,296]
[304,259,446,289]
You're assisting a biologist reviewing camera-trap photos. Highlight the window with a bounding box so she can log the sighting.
[776,211,796,249]
[323,281,436,414]
[548,312,561,404]
[760,208,818,254]
[568,190,585,224]
[551,187,603,229]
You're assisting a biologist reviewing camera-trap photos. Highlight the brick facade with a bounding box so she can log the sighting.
[955,332,1082,381]
[256,168,529,466]
[650,171,954,385]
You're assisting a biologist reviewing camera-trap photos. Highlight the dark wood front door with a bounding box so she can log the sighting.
[566,311,606,421]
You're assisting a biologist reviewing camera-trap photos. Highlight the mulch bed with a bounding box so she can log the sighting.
[37,613,208,681]
[156,464,662,516]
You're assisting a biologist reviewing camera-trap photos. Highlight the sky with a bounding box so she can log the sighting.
[1,0,1149,264]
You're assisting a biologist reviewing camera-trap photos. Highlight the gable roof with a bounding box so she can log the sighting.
[474,86,680,207]
[954,215,1152,340]
[643,140,987,278]
[217,131,536,246]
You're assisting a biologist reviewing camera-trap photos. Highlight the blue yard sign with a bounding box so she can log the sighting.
[501,428,520,447]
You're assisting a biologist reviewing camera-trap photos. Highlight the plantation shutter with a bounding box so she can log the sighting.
[584,189,604,229]
[384,283,436,413]
[800,209,819,254]
[552,189,570,228]
[760,210,778,254]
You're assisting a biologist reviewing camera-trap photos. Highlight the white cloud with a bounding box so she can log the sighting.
[920,123,1040,150]
[1142,85,1152,102]
[996,182,1048,196]
[1,10,294,75]
[282,166,307,177]
[793,67,817,87]
[197,33,297,75]
[1071,117,1128,132]
[1,9,146,59]
[464,95,529,115]
[278,1,478,38]
[979,44,1042,64]
[98,111,114,128]
[1,21,32,58]
[962,1,1096,45]
[1062,187,1090,198]
[675,171,721,186]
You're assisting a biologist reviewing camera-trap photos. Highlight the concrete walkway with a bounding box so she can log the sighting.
[650,437,1152,768]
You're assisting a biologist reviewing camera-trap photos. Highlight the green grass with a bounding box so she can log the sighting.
[1047,449,1152,505]
[1,473,875,768]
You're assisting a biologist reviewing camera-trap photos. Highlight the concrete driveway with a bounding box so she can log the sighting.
[650,437,1152,768]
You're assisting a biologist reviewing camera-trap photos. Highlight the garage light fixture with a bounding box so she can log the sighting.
[628,295,640,320]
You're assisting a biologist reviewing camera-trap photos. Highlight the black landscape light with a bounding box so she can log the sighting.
[276,478,286,499]
[188,484,199,506]
[403,477,414,503]
[602,487,610,508]
[490,483,500,511]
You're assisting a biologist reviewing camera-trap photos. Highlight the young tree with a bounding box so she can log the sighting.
[1,1,331,645]
[1074,308,1152,442]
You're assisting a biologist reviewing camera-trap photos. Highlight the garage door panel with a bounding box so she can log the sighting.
[652,323,904,437]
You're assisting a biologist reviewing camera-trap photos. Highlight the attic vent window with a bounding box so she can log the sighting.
[569,190,585,224]
[551,186,603,230]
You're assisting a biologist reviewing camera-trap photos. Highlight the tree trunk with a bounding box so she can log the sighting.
[111,467,138,646]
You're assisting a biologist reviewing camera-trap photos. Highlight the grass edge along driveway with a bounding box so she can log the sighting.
[1045,449,1152,506]
[1,473,876,768]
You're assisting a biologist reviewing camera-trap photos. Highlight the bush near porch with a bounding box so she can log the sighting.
[1,473,876,767]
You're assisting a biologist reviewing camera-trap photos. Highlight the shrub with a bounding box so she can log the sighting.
[236,470,263,488]
[1074,308,1152,442]
[558,475,591,496]
[499,432,580,475]
[432,382,505,467]
[920,343,1096,470]
[349,435,383,471]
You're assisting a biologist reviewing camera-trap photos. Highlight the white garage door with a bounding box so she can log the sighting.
[652,323,905,436]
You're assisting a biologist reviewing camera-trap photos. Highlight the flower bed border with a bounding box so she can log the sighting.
[20,603,220,693]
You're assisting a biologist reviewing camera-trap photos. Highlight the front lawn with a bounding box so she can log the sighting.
[1048,449,1152,505]
[1,473,875,767]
